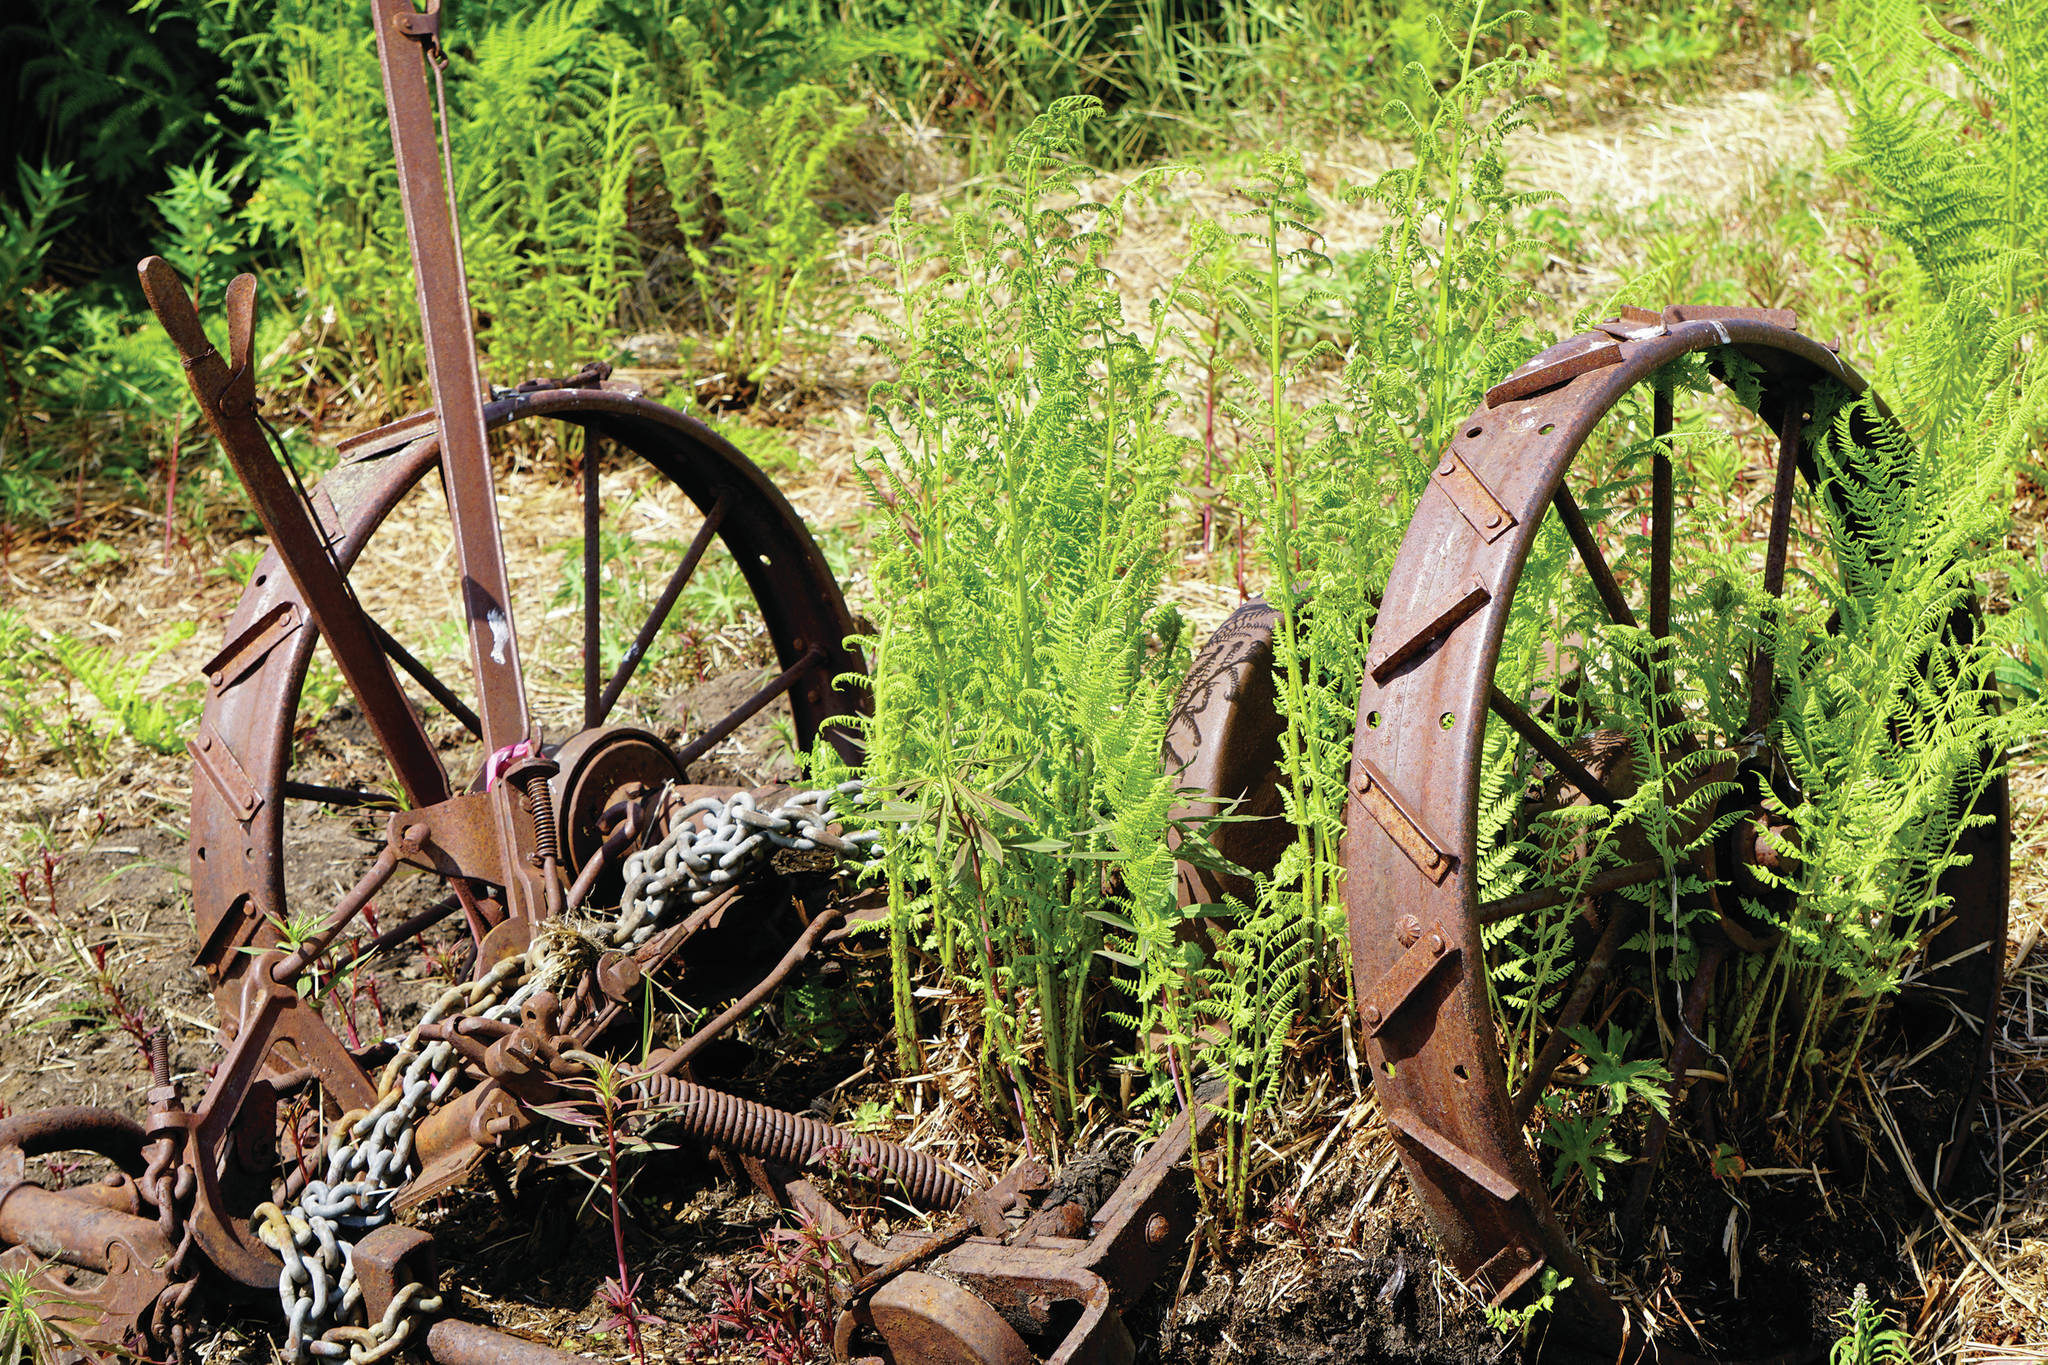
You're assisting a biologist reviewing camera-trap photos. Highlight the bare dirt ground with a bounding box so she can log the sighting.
[0,75,2044,1364]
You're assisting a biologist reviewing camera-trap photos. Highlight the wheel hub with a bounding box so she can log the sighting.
[548,725,685,872]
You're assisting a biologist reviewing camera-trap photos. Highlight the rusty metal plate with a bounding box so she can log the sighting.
[1367,577,1490,684]
[1351,759,1454,883]
[190,726,261,822]
[1381,1107,1520,1203]
[1662,303,1798,331]
[203,601,302,694]
[1358,923,1456,1035]
[1484,338,1621,408]
[1433,453,1517,543]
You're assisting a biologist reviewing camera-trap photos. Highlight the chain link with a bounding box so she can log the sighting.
[612,781,876,946]
[258,781,872,1361]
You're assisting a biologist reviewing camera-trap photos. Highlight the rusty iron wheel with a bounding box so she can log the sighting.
[1341,309,2008,1362]
[1163,598,1288,913]
[188,387,868,1027]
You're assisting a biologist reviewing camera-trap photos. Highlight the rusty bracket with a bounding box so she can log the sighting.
[393,0,440,39]
[1661,303,1797,332]
[1472,1242,1549,1307]
[389,796,506,883]
[1351,759,1455,883]
[336,409,441,463]
[1358,922,1456,1034]
[1367,576,1490,684]
[204,602,304,694]
[1594,305,1666,342]
[1433,454,1517,543]
[355,1224,438,1324]
[1381,1106,1520,1203]
[190,724,261,822]
[1485,337,1621,408]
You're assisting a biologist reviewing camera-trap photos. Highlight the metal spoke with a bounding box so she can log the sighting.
[1479,857,1663,925]
[1620,928,1737,1251]
[1552,484,1638,630]
[282,780,391,809]
[1651,385,1677,726]
[594,496,729,725]
[1746,389,1807,734]
[672,647,823,772]
[583,432,603,728]
[371,618,482,739]
[358,893,464,959]
[1650,385,1673,641]
[1488,685,1618,808]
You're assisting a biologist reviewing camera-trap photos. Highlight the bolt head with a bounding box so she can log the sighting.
[1361,1004,1382,1027]
[1395,915,1424,949]
[1144,1212,1172,1247]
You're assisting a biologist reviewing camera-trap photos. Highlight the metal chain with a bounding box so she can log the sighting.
[256,781,874,1362]
[612,782,877,947]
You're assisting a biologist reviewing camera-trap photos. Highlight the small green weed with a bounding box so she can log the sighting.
[1829,1284,1912,1365]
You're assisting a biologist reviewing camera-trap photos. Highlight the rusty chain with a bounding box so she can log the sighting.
[254,781,873,1361]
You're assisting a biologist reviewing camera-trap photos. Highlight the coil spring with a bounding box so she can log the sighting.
[525,773,561,865]
[636,1072,966,1210]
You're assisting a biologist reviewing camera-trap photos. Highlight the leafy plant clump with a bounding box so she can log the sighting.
[838,96,1194,1149]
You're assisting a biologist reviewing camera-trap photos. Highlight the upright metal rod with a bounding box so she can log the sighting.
[369,0,529,756]
[1747,389,1806,735]
[583,434,602,727]
[1650,385,1673,642]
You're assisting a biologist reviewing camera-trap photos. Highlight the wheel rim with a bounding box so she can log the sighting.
[188,389,867,1012]
[1342,310,2008,1360]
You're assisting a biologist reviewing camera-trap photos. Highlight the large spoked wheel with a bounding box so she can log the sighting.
[188,387,867,1017]
[1342,309,2007,1361]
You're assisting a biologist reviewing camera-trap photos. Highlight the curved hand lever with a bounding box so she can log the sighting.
[132,252,451,813]
[222,273,259,414]
[136,256,215,365]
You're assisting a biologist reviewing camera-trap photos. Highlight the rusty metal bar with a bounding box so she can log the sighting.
[1478,858,1663,924]
[1551,483,1638,630]
[425,1318,589,1365]
[1650,385,1673,642]
[644,909,844,1079]
[369,0,528,756]
[360,893,464,959]
[1511,905,1634,1125]
[1747,389,1807,735]
[136,260,450,811]
[270,844,403,983]
[1486,686,1617,808]
[595,496,729,725]
[583,436,603,728]
[282,780,387,808]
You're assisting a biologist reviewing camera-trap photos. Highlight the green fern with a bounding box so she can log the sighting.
[840,97,1193,1142]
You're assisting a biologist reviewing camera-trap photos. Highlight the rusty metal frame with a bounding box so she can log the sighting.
[186,387,867,1006]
